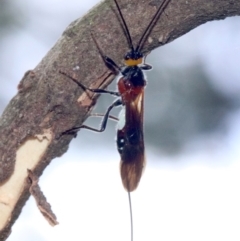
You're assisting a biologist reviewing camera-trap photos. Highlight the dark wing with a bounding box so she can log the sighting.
[116,87,145,192]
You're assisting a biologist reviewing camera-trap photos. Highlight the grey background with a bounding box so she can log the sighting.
[1,0,240,240]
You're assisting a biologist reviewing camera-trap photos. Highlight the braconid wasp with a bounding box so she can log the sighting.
[60,0,171,240]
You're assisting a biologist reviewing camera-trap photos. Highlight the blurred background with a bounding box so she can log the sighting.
[1,0,240,240]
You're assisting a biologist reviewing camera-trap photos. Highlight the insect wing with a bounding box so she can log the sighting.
[117,87,145,192]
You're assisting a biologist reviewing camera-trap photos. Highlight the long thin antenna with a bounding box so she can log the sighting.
[128,191,133,241]
[136,0,171,52]
[113,0,134,52]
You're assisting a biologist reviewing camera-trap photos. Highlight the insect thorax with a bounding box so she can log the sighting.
[121,66,146,87]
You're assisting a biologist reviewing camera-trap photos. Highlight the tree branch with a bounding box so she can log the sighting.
[0,0,239,239]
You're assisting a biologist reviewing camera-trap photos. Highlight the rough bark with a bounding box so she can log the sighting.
[0,0,239,239]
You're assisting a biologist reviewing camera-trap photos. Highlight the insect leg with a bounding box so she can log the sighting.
[140,64,152,70]
[62,98,122,135]
[90,32,122,75]
[59,70,120,97]
[90,113,119,122]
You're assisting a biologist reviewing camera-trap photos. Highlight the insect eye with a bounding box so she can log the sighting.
[124,52,131,60]
[135,52,143,59]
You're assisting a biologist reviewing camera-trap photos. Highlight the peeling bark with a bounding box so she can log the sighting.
[28,169,58,226]
[0,0,240,239]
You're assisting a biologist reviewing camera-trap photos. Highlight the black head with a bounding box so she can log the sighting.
[124,50,143,66]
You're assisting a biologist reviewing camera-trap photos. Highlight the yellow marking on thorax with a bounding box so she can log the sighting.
[125,58,143,66]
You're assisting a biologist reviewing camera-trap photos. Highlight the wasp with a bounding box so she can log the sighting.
[60,1,171,240]
[61,0,171,192]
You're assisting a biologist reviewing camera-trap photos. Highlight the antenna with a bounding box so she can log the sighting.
[113,0,134,52]
[136,0,171,52]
